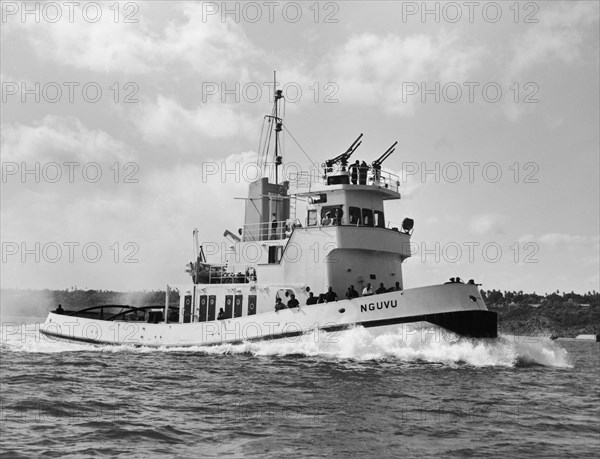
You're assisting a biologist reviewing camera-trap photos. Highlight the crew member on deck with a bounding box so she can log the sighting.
[322,212,332,226]
[346,285,359,299]
[376,283,387,294]
[362,283,373,296]
[306,292,318,305]
[359,161,369,185]
[217,308,225,320]
[333,208,342,226]
[270,213,278,239]
[54,304,64,314]
[287,293,300,308]
[325,286,338,302]
[275,297,286,311]
[350,160,359,184]
[372,162,381,183]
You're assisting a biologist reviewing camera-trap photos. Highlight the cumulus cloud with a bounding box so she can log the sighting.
[0,147,263,289]
[131,95,256,151]
[1,115,136,163]
[468,214,507,235]
[506,1,599,78]
[9,3,259,77]
[328,30,486,115]
[537,233,600,248]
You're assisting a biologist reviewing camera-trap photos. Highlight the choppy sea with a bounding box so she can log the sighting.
[1,315,598,458]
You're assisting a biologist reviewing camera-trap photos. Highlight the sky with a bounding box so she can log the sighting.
[1,0,599,295]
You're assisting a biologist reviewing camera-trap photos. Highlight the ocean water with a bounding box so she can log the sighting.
[1,319,598,458]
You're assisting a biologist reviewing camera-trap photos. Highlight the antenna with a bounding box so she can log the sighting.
[260,71,284,184]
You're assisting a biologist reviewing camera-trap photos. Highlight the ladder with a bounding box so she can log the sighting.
[289,195,297,221]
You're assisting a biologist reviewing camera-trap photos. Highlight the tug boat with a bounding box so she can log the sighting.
[41,81,497,347]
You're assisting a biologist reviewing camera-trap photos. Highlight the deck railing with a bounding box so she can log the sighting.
[241,219,301,242]
[288,166,400,193]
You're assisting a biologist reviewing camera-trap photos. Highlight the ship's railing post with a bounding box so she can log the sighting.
[374,169,400,192]
[164,285,170,324]
[242,220,292,242]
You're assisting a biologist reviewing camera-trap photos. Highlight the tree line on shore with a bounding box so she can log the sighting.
[481,289,599,307]
[481,290,599,337]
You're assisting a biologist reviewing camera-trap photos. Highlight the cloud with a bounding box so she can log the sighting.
[0,148,263,289]
[468,214,507,235]
[1,115,136,163]
[131,95,256,151]
[328,30,486,115]
[506,1,599,78]
[9,3,259,76]
[390,165,422,198]
[497,2,599,121]
[537,233,600,249]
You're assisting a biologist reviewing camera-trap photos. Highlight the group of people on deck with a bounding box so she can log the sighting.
[275,281,403,311]
[444,277,481,285]
[349,160,371,185]
[321,209,342,226]
[274,293,300,311]
[359,282,402,296]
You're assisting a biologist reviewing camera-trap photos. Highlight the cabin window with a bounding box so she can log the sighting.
[362,208,374,227]
[349,207,362,226]
[327,175,350,185]
[374,210,385,228]
[307,209,317,226]
[321,206,344,226]
[309,194,327,204]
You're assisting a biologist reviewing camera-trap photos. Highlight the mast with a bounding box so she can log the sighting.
[257,71,285,183]
[273,70,283,184]
[244,73,290,242]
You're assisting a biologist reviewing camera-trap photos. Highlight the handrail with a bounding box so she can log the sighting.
[241,219,299,242]
[105,305,166,321]
[62,304,165,320]
[65,304,131,316]
[288,167,400,192]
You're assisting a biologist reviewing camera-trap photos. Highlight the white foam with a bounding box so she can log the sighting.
[1,322,573,368]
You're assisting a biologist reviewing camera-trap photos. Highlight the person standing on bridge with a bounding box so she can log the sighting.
[359,161,369,185]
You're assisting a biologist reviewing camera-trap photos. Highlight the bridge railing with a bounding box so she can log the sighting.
[288,167,400,192]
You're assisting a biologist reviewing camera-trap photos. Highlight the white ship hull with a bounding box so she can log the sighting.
[40,283,497,347]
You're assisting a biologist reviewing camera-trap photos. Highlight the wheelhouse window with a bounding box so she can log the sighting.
[362,209,374,227]
[374,210,385,228]
[349,207,362,226]
[321,205,344,225]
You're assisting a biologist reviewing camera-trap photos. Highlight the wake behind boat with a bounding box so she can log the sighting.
[41,78,497,347]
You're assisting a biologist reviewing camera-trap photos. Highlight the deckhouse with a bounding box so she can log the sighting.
[184,83,413,324]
